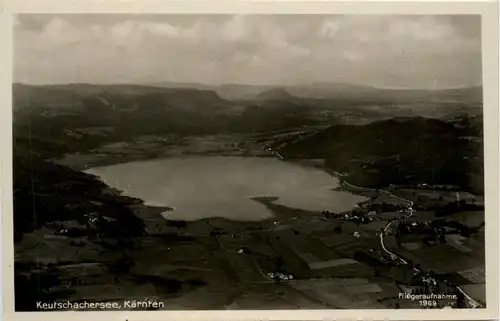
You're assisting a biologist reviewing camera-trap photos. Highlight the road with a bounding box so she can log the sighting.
[269,148,482,308]
[340,181,415,208]
[380,220,407,264]
[378,199,482,308]
[272,151,284,160]
[379,189,414,207]
[213,166,482,308]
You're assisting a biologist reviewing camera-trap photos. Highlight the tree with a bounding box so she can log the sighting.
[276,256,284,269]
[439,229,446,244]
[242,247,252,254]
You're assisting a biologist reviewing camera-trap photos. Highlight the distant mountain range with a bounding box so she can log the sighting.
[12,82,483,142]
[150,82,483,104]
[14,82,483,106]
[12,81,484,195]
[12,83,231,114]
[253,88,295,101]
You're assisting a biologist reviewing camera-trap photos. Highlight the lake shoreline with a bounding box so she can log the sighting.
[82,154,368,224]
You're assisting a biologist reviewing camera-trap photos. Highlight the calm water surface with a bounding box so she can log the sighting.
[86,156,367,221]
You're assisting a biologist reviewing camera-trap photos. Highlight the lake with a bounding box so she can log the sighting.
[86,156,367,221]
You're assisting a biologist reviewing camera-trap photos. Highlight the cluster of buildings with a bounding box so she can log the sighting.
[52,212,117,237]
[340,213,374,224]
[266,272,294,281]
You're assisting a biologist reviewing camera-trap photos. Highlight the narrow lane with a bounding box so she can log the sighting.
[378,204,482,308]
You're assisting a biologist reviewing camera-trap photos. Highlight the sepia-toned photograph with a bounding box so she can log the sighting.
[2,1,499,320]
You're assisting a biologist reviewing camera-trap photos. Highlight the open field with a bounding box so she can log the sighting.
[54,133,277,170]
[395,188,477,202]
[14,144,486,309]
[13,85,485,309]
[411,243,484,274]
[290,278,402,309]
[448,211,485,227]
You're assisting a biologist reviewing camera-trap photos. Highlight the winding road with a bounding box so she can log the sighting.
[377,194,482,308]
[210,154,482,308]
[268,149,482,308]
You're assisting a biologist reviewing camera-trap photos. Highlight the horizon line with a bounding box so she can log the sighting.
[12,81,483,92]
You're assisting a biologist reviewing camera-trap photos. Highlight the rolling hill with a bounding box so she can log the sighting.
[147,81,483,104]
[284,83,483,104]
[277,117,484,193]
[12,82,483,163]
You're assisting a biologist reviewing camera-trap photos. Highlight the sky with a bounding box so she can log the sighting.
[13,14,482,89]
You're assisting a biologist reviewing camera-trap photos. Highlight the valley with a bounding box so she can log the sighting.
[12,82,485,310]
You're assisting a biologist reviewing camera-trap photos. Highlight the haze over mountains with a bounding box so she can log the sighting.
[148,81,482,103]
[12,80,483,171]
[14,81,483,105]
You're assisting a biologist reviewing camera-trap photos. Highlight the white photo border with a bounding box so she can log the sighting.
[1,1,498,320]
